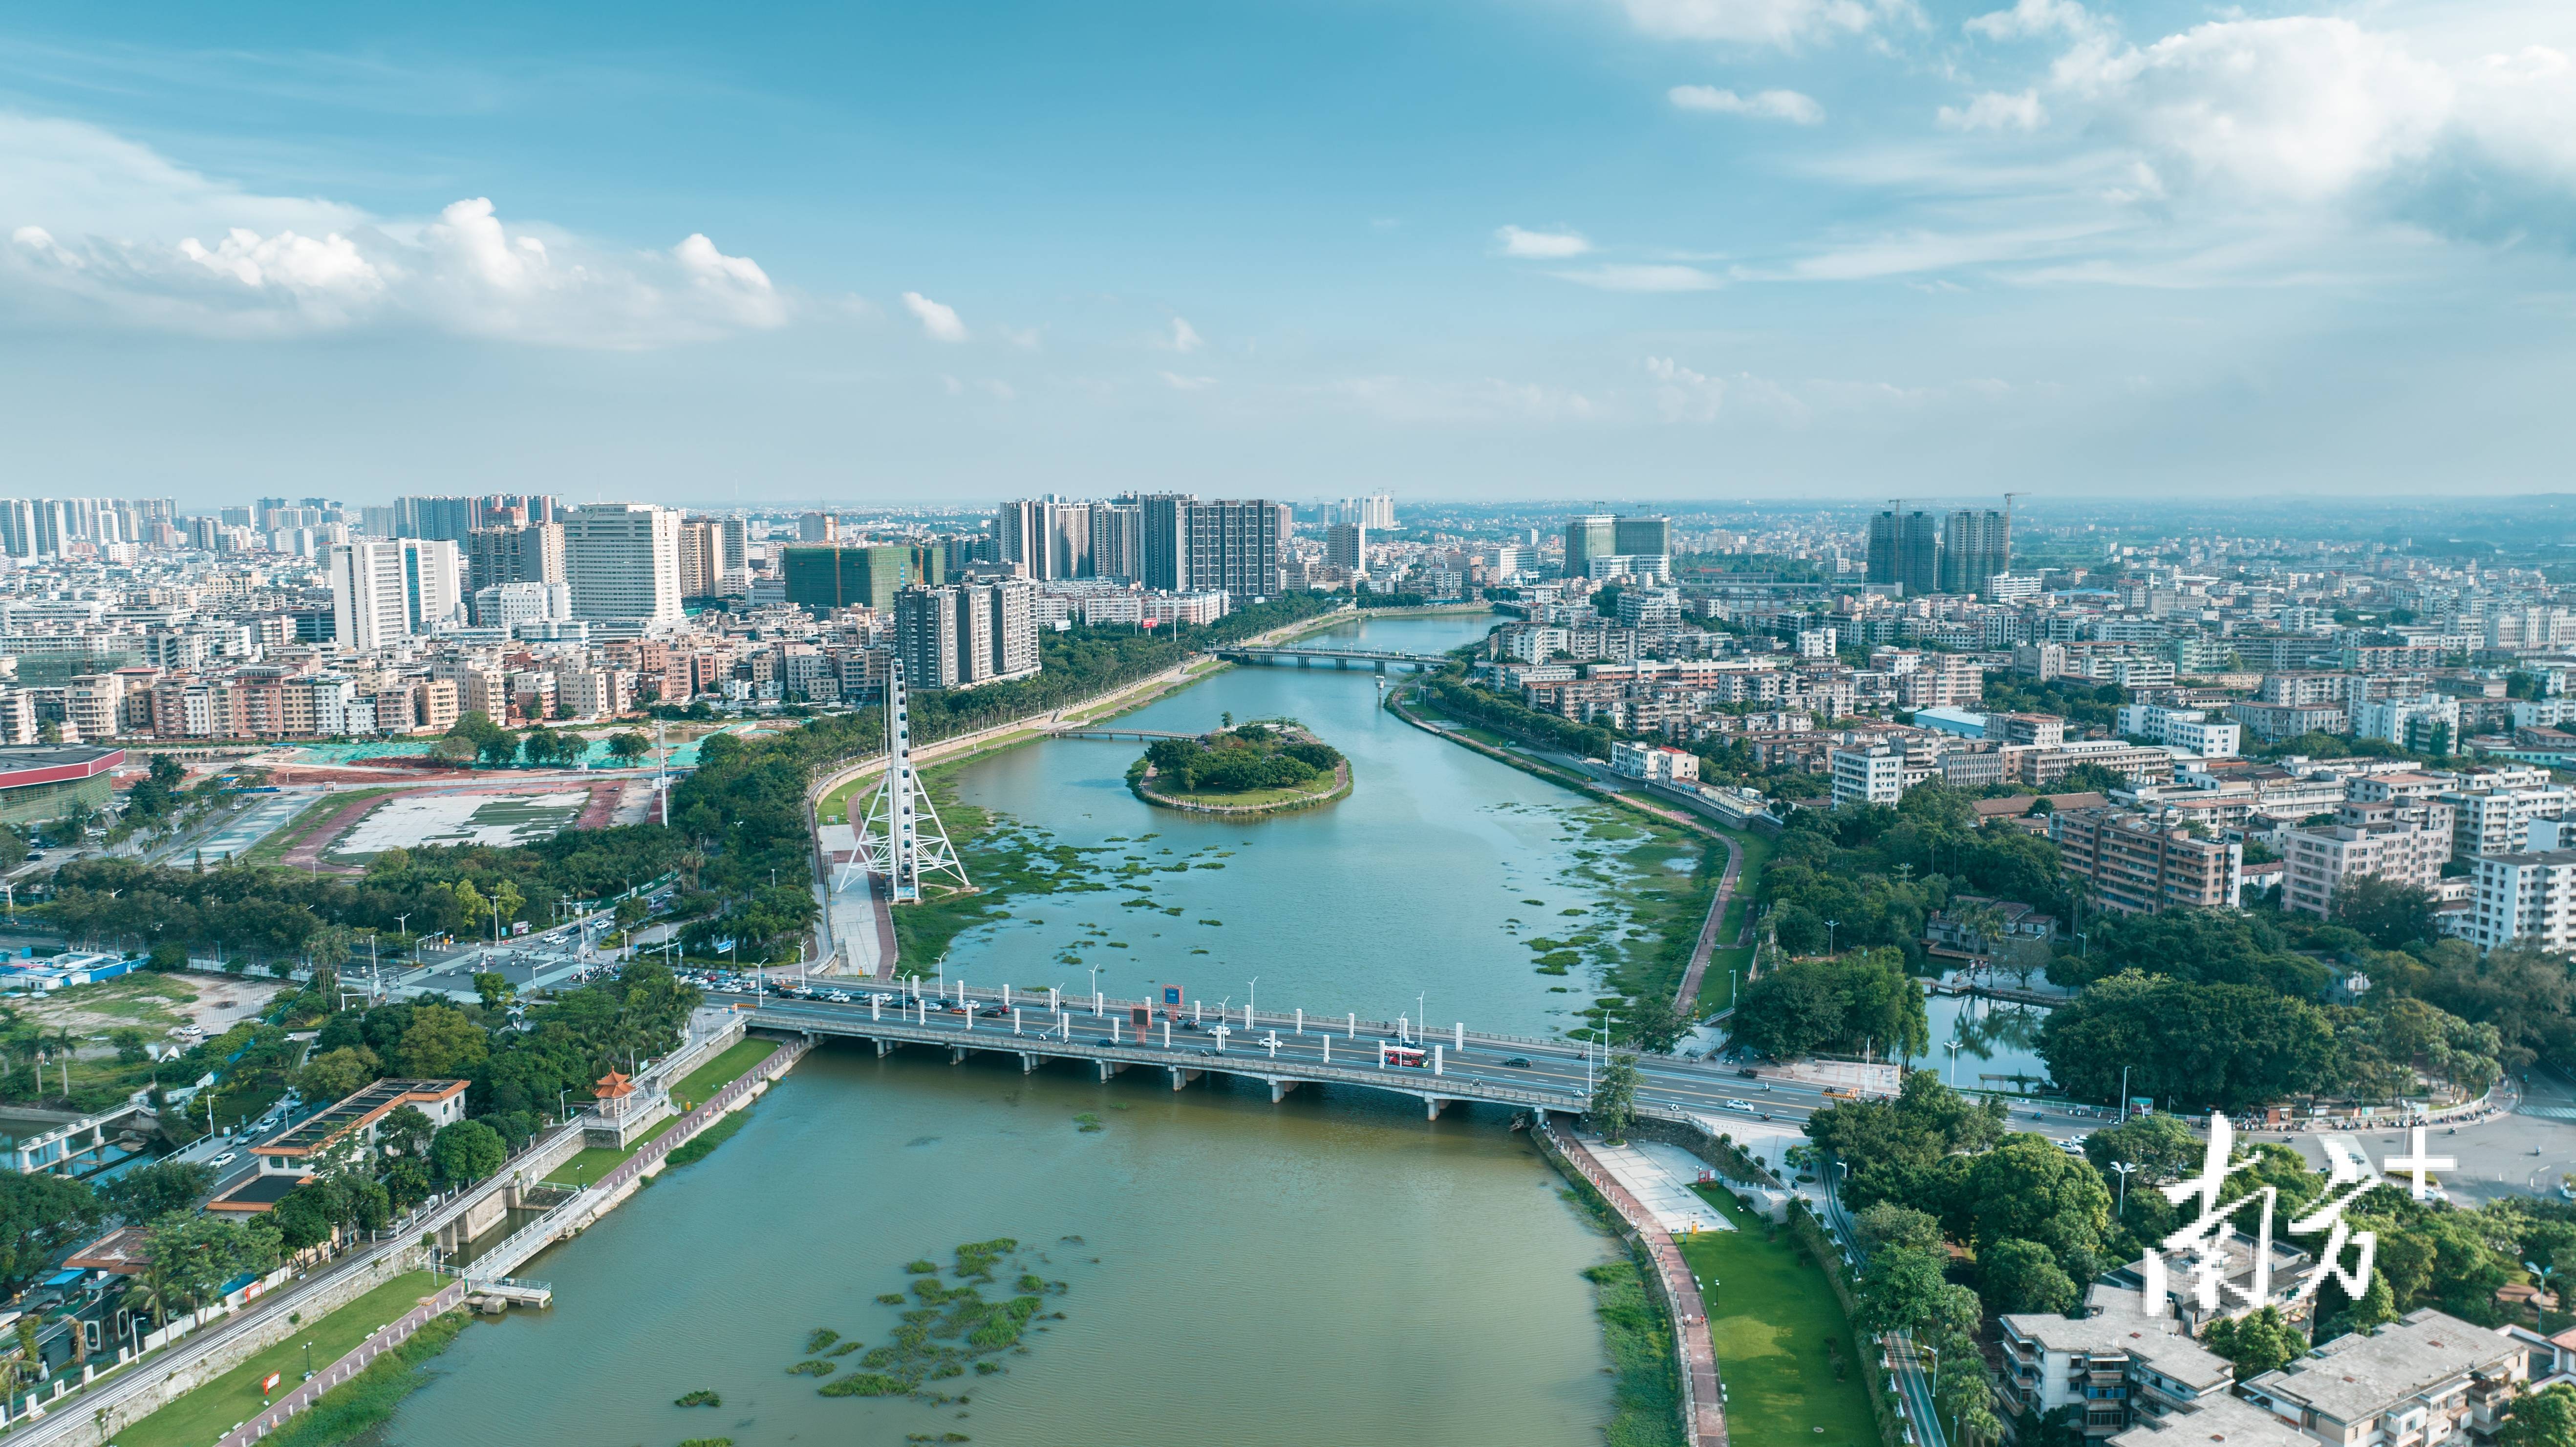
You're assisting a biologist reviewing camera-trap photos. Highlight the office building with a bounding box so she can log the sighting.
[1939,509,2010,596]
[1564,514,1616,580]
[1612,515,1671,559]
[782,544,943,614]
[561,503,684,626]
[1327,523,1367,573]
[895,581,1039,690]
[466,522,565,592]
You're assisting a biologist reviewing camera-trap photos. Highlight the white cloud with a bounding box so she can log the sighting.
[1555,263,1722,291]
[1964,0,2096,42]
[1496,224,1592,258]
[901,291,968,342]
[1618,0,1905,48]
[1668,85,1826,123]
[1168,316,1203,352]
[0,115,787,346]
[1159,371,1217,389]
[2056,18,2456,205]
[1938,90,2047,131]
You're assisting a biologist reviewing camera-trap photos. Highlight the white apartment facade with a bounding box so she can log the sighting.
[2117,703,2243,758]
[563,504,684,626]
[2466,849,2576,953]
[2282,802,2453,918]
[1830,745,1904,808]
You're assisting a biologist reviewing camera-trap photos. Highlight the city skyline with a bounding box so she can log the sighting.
[6,0,2573,501]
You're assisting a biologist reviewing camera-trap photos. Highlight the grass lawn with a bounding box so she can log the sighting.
[544,1112,686,1186]
[671,1038,778,1111]
[1676,1186,1880,1447]
[114,1271,444,1447]
[236,788,403,868]
[544,1038,780,1185]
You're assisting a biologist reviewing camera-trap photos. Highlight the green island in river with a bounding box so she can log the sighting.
[1125,720,1351,815]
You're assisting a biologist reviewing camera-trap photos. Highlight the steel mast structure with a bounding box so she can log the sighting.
[847,656,970,903]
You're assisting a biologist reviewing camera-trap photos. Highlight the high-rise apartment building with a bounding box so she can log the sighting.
[562,504,684,625]
[1612,515,1671,559]
[798,512,838,543]
[466,523,565,592]
[1866,509,1900,586]
[329,538,464,651]
[996,498,1095,580]
[1326,522,1367,572]
[895,581,1039,689]
[1181,499,1287,599]
[782,544,943,613]
[1089,502,1142,581]
[1563,514,1615,579]
[1940,509,2010,596]
[719,516,750,594]
[394,495,477,543]
[1897,511,1942,596]
[677,520,721,598]
[1139,493,1191,591]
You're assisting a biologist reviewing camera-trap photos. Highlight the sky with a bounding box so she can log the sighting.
[3,0,2574,508]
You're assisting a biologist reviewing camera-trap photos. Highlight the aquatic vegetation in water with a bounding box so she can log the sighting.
[1073,1112,1103,1132]
[813,1240,1074,1404]
[807,1328,841,1353]
[674,1389,721,1408]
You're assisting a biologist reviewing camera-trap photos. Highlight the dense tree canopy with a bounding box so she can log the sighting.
[1729,948,1930,1063]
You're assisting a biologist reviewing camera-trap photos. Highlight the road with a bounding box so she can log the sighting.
[4,1139,564,1447]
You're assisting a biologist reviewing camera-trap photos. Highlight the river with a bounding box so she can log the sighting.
[387,614,1650,1447]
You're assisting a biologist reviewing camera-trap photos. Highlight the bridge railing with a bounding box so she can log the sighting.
[747,1003,1577,1106]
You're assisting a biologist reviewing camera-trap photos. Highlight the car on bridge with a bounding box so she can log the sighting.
[1723,1098,1754,1112]
[1502,1057,1531,1068]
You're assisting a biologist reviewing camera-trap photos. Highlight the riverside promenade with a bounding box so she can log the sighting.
[1544,1124,1730,1447]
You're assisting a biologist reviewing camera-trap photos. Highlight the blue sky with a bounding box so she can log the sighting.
[3,0,2573,507]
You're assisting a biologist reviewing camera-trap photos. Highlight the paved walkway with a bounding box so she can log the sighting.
[1587,1137,1737,1234]
[1553,1128,1729,1447]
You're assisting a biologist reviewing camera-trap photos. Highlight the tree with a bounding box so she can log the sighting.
[429,1119,507,1184]
[1963,1135,2114,1279]
[390,1003,489,1077]
[375,1104,437,1162]
[474,972,516,1013]
[1980,1237,2079,1315]
[2203,1306,2306,1378]
[2331,876,2440,950]
[607,732,650,766]
[1856,1202,1946,1254]
[0,1172,105,1295]
[270,1181,344,1252]
[102,1160,214,1223]
[1590,1050,1640,1143]
[2501,1383,2576,1447]
[2082,1114,2207,1183]
[299,1045,380,1104]
[1625,991,1691,1054]
[2039,970,2339,1110]
[140,1213,281,1319]
[1858,1245,1950,1334]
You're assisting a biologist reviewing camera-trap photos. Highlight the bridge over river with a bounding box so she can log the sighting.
[1215,645,1448,672]
[715,980,1824,1125]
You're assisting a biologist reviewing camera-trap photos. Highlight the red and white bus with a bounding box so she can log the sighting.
[1381,1044,1428,1069]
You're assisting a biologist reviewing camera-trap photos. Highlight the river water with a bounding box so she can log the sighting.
[387,614,1644,1447]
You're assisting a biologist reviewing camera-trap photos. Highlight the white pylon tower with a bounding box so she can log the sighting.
[847,655,970,903]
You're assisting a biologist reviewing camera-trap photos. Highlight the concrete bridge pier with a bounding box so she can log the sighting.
[950,1045,970,1064]
[1297,656,1310,668]
[1098,1059,1129,1081]
[873,1038,895,1057]
[1423,1096,1450,1120]
[1374,660,1387,675]
[1168,1066,1202,1090]
[1269,1079,1301,1104]
[1017,1052,1039,1073]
